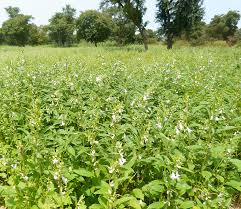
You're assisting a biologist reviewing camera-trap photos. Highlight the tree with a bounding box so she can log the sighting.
[135,29,159,44]
[207,11,240,41]
[100,2,136,45]
[0,29,4,45]
[1,7,32,46]
[156,0,204,49]
[101,0,148,51]
[48,5,76,46]
[76,10,112,46]
[28,24,49,45]
[5,6,20,18]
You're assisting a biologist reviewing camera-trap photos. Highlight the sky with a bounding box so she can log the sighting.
[0,0,241,29]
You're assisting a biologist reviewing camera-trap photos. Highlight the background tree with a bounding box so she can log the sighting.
[28,24,49,45]
[206,11,240,41]
[156,0,204,49]
[48,5,76,46]
[135,29,159,44]
[100,2,136,45]
[102,0,149,51]
[1,7,32,46]
[76,10,112,46]
[0,29,4,45]
[5,6,20,18]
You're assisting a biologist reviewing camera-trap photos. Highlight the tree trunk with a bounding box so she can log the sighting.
[139,27,148,51]
[95,42,97,47]
[167,32,173,49]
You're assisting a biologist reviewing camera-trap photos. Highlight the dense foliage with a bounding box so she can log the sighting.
[100,2,136,45]
[1,7,33,46]
[101,0,149,50]
[207,11,241,44]
[76,10,112,46]
[48,5,76,47]
[156,0,204,49]
[0,45,240,208]
[0,3,240,48]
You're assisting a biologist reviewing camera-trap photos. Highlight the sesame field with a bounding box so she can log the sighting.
[0,45,241,209]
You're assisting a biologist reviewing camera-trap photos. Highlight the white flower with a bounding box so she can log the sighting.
[11,164,17,169]
[143,94,150,101]
[110,181,115,187]
[118,154,126,166]
[131,100,135,107]
[53,158,59,165]
[108,166,115,174]
[156,123,163,129]
[96,75,102,83]
[61,120,65,126]
[23,176,29,181]
[91,150,96,157]
[187,127,192,134]
[178,122,184,131]
[112,114,118,123]
[53,173,59,180]
[143,135,148,143]
[62,176,68,184]
[175,127,180,135]
[170,171,180,181]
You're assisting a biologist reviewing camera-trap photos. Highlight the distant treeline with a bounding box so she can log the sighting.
[0,0,240,50]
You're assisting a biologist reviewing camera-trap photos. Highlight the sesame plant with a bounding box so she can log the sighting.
[0,45,240,209]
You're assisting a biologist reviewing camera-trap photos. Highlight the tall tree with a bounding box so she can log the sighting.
[5,6,20,18]
[0,29,4,45]
[100,2,136,45]
[76,10,112,46]
[2,7,32,46]
[156,0,204,49]
[28,24,49,45]
[102,0,148,51]
[48,5,76,46]
[207,11,240,41]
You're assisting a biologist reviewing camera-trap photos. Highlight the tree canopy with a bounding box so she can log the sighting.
[207,11,241,41]
[1,7,32,46]
[156,0,204,49]
[76,10,112,46]
[102,0,149,50]
[48,5,76,46]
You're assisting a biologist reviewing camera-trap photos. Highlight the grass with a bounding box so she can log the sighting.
[0,45,240,209]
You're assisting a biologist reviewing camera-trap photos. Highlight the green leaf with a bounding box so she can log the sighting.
[180,201,194,209]
[230,159,241,172]
[74,168,94,177]
[142,180,165,196]
[226,180,241,191]
[201,171,212,180]
[98,197,107,208]
[147,202,164,209]
[114,196,134,206]
[122,153,137,171]
[132,188,144,200]
[67,146,76,156]
[176,183,192,195]
[129,199,141,209]
[89,204,104,209]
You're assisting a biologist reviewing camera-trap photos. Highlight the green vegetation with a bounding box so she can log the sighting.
[0,1,240,49]
[76,10,112,46]
[0,45,240,208]
[156,0,204,49]
[48,5,76,47]
[1,7,33,46]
